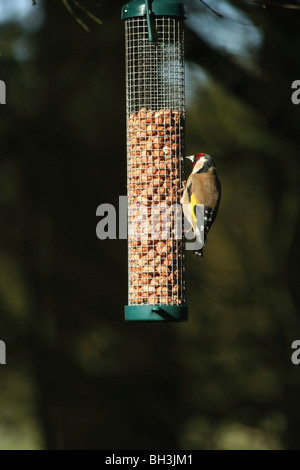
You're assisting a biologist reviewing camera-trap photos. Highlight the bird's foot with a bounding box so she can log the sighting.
[178,180,187,194]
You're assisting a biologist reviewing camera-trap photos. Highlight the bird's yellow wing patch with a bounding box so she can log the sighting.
[190,192,198,224]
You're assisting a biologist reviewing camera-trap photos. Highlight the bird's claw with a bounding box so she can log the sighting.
[178,180,187,194]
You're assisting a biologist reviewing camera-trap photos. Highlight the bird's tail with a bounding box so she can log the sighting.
[193,223,204,258]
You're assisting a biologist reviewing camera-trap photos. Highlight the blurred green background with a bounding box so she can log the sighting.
[0,0,300,450]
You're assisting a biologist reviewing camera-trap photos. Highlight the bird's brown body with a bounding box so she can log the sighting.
[181,168,220,209]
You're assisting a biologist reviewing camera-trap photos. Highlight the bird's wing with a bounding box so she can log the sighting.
[191,172,221,241]
[184,175,203,229]
[181,175,197,229]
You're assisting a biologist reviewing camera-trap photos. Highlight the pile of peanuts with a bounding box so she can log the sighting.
[127,107,184,305]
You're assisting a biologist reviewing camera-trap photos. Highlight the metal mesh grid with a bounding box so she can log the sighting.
[125,16,185,306]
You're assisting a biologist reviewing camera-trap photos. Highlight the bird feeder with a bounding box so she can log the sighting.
[122,0,188,321]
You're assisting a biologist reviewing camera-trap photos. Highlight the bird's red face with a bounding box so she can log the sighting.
[186,153,216,174]
[193,153,206,167]
[186,153,206,167]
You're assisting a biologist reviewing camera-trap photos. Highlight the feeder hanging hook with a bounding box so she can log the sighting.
[145,0,154,42]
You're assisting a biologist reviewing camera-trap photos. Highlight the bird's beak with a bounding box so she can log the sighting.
[186,155,194,162]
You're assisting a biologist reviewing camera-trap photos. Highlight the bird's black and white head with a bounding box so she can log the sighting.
[186,153,216,174]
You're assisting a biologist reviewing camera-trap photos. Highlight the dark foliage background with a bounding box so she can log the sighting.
[0,0,300,449]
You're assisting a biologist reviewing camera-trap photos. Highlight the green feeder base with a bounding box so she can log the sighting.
[125,305,188,322]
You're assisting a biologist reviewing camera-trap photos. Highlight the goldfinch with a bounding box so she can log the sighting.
[180,153,221,257]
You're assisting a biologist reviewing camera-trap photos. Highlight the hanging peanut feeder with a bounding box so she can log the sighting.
[122,0,188,321]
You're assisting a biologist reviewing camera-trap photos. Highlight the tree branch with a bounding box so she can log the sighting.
[246,0,300,9]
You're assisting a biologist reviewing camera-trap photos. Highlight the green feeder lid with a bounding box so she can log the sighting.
[125,304,188,322]
[121,0,187,20]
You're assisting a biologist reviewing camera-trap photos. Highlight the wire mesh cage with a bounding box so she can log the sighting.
[122,0,188,321]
